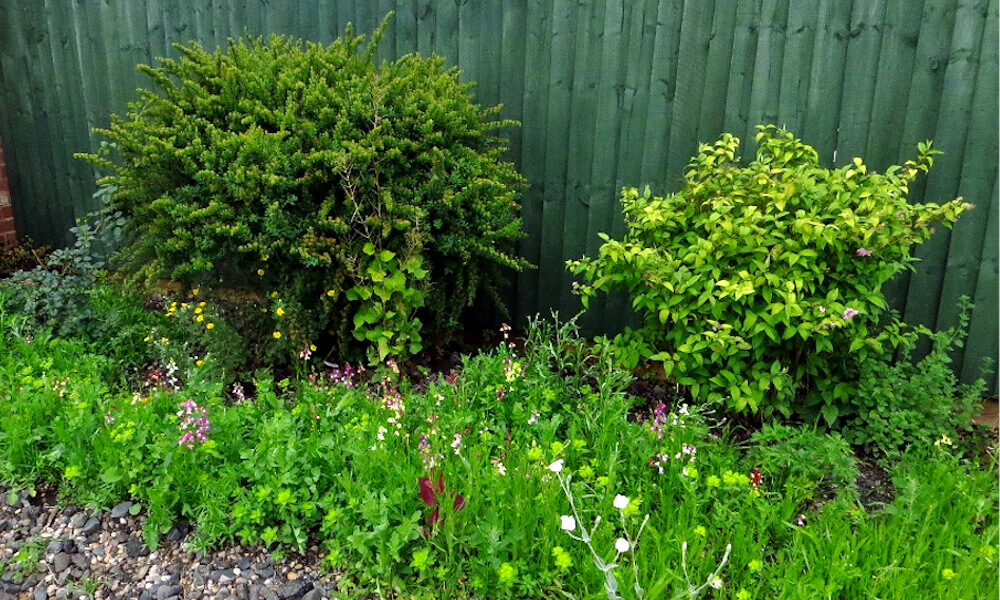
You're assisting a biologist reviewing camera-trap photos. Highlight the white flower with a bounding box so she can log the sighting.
[548,459,564,473]
[613,494,629,510]
[560,515,576,531]
[708,575,723,589]
[615,537,630,553]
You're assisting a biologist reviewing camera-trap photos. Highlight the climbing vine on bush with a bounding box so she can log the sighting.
[79,15,528,362]
[568,126,972,420]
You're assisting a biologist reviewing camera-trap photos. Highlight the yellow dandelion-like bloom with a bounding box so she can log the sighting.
[326,290,336,297]
[198,302,206,307]
[143,336,151,342]
[194,307,203,314]
[206,323,215,330]
[258,269,265,276]
[276,308,285,317]
[181,303,188,308]
[196,315,204,322]
[196,360,204,367]
[310,344,317,351]
[191,289,199,296]
[273,331,282,339]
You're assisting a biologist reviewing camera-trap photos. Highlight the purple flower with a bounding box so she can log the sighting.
[842,308,860,320]
[177,399,210,449]
[856,248,872,257]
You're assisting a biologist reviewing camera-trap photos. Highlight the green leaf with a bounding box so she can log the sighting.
[820,403,839,427]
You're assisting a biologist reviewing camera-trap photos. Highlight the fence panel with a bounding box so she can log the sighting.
[0,0,995,392]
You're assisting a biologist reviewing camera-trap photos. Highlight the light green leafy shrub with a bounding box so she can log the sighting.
[568,126,971,419]
[78,15,528,363]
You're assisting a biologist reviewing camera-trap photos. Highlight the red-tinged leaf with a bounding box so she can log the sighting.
[453,493,466,512]
[426,507,441,528]
[418,476,443,507]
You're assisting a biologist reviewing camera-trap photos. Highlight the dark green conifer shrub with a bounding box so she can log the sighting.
[79,16,528,362]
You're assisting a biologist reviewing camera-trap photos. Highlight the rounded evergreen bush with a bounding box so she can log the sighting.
[80,17,528,362]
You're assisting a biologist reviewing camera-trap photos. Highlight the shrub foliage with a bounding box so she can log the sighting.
[79,16,528,362]
[568,126,972,419]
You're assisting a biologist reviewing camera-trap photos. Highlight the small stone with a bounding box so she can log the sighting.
[211,568,236,584]
[53,552,72,573]
[110,501,133,520]
[124,536,150,558]
[157,585,183,600]
[34,587,47,600]
[69,512,87,529]
[275,578,312,600]
[237,556,252,570]
[80,517,101,536]
[300,591,322,600]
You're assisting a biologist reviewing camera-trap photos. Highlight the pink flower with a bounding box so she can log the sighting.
[856,248,872,257]
[842,308,860,320]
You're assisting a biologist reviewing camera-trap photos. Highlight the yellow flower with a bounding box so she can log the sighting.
[276,308,285,317]
[706,475,721,488]
[310,344,317,351]
[258,269,265,276]
[196,315,204,322]
[273,331,282,339]
[198,301,206,307]
[747,560,762,573]
[206,323,214,330]
[191,289,199,296]
[194,307,203,314]
[326,290,336,297]
[143,336,151,342]
[196,360,204,367]
[694,526,707,537]
[941,568,956,580]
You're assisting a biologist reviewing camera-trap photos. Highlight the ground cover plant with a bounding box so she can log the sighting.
[1,289,996,599]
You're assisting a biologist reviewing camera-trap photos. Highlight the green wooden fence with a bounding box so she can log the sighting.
[1,0,996,392]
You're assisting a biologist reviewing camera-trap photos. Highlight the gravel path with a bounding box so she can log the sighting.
[0,487,346,600]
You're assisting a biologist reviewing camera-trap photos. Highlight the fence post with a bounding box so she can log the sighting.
[0,135,16,245]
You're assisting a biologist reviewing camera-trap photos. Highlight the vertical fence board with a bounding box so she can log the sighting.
[864,0,925,171]
[665,1,717,188]
[775,0,818,134]
[537,0,577,313]
[698,0,739,139]
[902,0,984,337]
[936,0,998,377]
[964,177,999,387]
[835,0,889,163]
[515,0,553,321]
[722,0,760,146]
[800,0,851,162]
[745,0,788,142]
[639,0,685,187]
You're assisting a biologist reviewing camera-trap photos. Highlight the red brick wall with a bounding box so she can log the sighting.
[0,135,15,245]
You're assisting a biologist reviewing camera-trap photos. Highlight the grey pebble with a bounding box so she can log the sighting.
[276,578,313,600]
[33,586,47,600]
[157,584,183,600]
[69,512,87,528]
[80,516,101,536]
[124,535,150,558]
[53,551,72,573]
[110,501,133,520]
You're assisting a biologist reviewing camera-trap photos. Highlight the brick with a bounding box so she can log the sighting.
[0,204,11,220]
[0,189,9,207]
